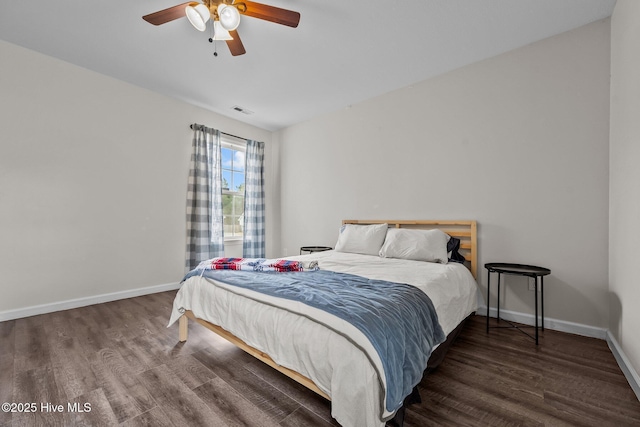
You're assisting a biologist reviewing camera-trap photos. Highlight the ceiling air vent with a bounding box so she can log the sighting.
[232,105,254,115]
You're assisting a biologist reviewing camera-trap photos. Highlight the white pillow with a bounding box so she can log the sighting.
[379,228,449,264]
[334,223,388,256]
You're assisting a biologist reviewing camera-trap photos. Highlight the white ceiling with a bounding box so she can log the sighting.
[0,0,616,131]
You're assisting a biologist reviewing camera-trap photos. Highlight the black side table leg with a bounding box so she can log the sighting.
[497,273,501,323]
[486,270,491,333]
[534,277,539,345]
[541,276,545,331]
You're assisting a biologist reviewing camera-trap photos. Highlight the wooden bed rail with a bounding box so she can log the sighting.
[179,310,331,400]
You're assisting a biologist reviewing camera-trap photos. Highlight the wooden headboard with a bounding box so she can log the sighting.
[342,220,478,279]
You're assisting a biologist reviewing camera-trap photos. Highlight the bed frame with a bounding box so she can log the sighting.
[178,220,478,405]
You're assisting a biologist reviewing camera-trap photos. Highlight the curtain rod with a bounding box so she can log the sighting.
[189,124,247,142]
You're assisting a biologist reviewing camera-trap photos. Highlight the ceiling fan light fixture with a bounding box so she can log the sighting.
[217,4,241,31]
[212,20,233,40]
[185,3,211,31]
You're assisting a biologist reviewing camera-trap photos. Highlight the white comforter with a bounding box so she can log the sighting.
[168,251,478,427]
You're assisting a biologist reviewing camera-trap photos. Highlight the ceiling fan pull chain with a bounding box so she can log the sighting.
[208,24,218,57]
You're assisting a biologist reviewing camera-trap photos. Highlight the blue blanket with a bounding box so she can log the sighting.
[184,269,445,413]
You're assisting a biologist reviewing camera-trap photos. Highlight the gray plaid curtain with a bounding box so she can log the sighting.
[242,140,265,258]
[185,124,224,271]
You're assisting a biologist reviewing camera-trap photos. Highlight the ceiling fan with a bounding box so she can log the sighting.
[143,0,300,56]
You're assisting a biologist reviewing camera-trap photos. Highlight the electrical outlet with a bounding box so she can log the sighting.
[528,281,541,292]
[283,248,288,255]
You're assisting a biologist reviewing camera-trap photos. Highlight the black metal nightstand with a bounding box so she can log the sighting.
[485,263,551,345]
[299,246,333,255]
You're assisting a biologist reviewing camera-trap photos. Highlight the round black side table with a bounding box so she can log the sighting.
[485,263,551,345]
[299,246,333,255]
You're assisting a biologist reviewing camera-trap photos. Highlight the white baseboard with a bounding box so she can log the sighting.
[0,282,182,322]
[478,305,607,339]
[606,331,640,401]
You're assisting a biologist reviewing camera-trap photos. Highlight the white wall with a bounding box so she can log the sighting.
[610,0,640,378]
[275,20,611,329]
[0,40,275,315]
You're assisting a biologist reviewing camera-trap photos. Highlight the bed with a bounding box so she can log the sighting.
[169,220,478,427]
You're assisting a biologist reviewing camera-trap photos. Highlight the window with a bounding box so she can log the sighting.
[221,135,246,240]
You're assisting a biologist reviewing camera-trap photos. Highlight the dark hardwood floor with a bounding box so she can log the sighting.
[1,291,639,426]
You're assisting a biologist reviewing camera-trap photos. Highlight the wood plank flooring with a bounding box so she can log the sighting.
[1,291,639,426]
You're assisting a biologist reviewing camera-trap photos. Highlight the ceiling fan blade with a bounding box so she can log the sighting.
[226,30,247,56]
[240,1,300,28]
[143,2,196,25]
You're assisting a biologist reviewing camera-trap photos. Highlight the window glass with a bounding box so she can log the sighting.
[221,137,246,240]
